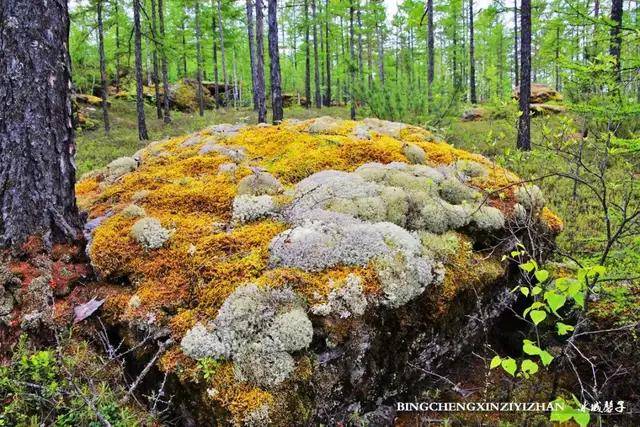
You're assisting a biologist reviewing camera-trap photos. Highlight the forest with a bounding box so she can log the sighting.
[0,0,639,425]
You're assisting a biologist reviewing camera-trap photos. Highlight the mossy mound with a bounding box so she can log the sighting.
[77,117,562,425]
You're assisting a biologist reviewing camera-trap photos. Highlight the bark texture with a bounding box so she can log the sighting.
[517,0,531,151]
[609,0,623,83]
[255,0,267,122]
[133,0,149,140]
[245,0,259,111]
[0,0,83,248]
[158,0,172,122]
[97,0,110,133]
[468,0,477,104]
[268,0,283,123]
[304,0,311,108]
[195,0,205,116]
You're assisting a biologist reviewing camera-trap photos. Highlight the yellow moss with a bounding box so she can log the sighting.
[540,206,564,234]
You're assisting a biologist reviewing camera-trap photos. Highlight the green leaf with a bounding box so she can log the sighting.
[490,355,502,369]
[522,339,541,356]
[556,322,574,336]
[573,291,586,309]
[520,287,530,297]
[539,350,554,366]
[531,285,542,296]
[530,309,547,325]
[501,358,517,376]
[544,291,567,314]
[534,269,549,283]
[573,410,591,427]
[521,359,539,376]
[520,260,537,273]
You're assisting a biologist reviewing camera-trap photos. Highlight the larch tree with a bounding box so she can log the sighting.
[425,0,434,108]
[304,0,312,108]
[609,0,623,83]
[158,0,172,122]
[513,0,518,87]
[133,0,149,140]
[195,0,205,116]
[468,0,477,104]
[255,0,267,122]
[349,0,356,119]
[516,0,531,151]
[245,0,259,110]
[324,0,331,106]
[312,0,321,108]
[0,0,83,248]
[150,0,163,119]
[217,0,229,102]
[96,0,110,133]
[268,0,284,123]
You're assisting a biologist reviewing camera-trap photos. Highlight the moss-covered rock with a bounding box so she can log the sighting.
[76,117,561,425]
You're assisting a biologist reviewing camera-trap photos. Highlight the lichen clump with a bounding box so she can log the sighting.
[76,117,561,424]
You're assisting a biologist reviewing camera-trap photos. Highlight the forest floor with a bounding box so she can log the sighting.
[77,100,639,323]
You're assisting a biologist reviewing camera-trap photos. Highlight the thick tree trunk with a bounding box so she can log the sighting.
[268,0,284,123]
[609,0,623,83]
[0,0,83,248]
[517,0,531,151]
[97,0,110,133]
[217,0,229,102]
[304,0,311,108]
[468,0,477,104]
[133,0,149,140]
[195,0,205,116]
[246,0,259,111]
[311,0,321,108]
[426,0,434,108]
[158,0,171,122]
[150,0,163,119]
[255,0,267,122]
[324,0,331,106]
[349,0,356,120]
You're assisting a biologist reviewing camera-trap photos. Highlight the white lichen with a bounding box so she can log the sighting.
[131,217,171,249]
[232,195,277,223]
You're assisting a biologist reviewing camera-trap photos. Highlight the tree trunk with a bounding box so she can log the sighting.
[349,0,356,120]
[554,25,560,91]
[246,0,259,111]
[268,0,283,123]
[97,0,110,133]
[468,0,477,104]
[195,0,205,116]
[114,0,121,91]
[255,0,267,122]
[133,0,149,140]
[610,0,623,83]
[311,0,321,108]
[356,4,364,83]
[377,18,385,84]
[0,0,83,248]
[426,0,434,108]
[513,0,519,87]
[181,18,188,77]
[324,0,332,106]
[217,0,229,102]
[150,0,163,119]
[517,0,531,151]
[304,0,311,108]
[212,2,220,106]
[158,0,171,122]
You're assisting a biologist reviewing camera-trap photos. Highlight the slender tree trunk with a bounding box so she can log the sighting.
[610,0,623,83]
[150,0,163,119]
[195,0,205,116]
[517,0,531,151]
[212,2,220,106]
[304,0,311,108]
[377,16,385,84]
[349,0,356,119]
[513,0,519,87]
[0,0,83,248]
[268,0,283,123]
[181,18,188,77]
[114,0,121,90]
[133,0,149,140]
[554,25,560,91]
[453,18,459,92]
[311,0,321,108]
[426,0,434,108]
[255,0,267,122]
[246,0,259,110]
[97,0,110,133]
[158,0,171,122]
[356,5,364,83]
[325,0,331,106]
[468,0,477,104]
[217,0,229,103]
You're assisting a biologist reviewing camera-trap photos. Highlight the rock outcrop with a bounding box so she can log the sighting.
[76,117,562,425]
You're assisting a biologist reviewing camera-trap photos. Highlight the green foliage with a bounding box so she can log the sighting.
[0,336,143,427]
[550,397,591,427]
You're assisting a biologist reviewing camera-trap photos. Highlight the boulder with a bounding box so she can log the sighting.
[77,118,562,426]
[513,83,563,103]
[461,107,487,121]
